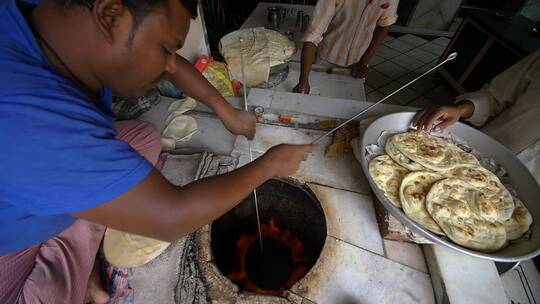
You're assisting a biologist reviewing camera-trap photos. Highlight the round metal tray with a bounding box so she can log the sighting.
[360,112,540,262]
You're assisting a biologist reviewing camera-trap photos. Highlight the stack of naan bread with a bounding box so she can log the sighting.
[368,131,533,252]
[220,28,296,86]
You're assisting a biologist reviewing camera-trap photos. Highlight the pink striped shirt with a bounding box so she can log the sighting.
[304,0,399,66]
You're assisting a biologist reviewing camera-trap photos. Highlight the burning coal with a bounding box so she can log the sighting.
[227,218,309,296]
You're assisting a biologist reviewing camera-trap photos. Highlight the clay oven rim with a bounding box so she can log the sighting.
[209,177,328,295]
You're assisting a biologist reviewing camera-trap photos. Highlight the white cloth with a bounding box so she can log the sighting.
[455,50,540,184]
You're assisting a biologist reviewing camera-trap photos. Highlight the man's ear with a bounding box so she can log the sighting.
[92,0,126,44]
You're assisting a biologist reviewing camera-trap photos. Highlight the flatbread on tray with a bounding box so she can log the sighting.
[391,131,479,171]
[504,198,533,241]
[385,136,425,171]
[444,165,514,222]
[400,171,445,235]
[369,155,409,207]
[366,130,532,252]
[426,178,508,252]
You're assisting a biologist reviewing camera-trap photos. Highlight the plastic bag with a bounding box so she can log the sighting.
[194,55,237,97]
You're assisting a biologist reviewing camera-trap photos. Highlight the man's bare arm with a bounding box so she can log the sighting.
[73,144,317,242]
[166,55,255,139]
[166,55,233,117]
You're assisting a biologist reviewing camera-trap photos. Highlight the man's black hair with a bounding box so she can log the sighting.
[57,0,198,44]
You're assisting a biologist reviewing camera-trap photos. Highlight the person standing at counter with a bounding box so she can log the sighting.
[413,49,540,184]
[294,0,399,94]
[414,48,540,272]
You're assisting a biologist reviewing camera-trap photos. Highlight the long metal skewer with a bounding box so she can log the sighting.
[239,38,264,252]
[311,52,458,144]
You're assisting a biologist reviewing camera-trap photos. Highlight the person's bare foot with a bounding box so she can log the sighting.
[85,259,110,304]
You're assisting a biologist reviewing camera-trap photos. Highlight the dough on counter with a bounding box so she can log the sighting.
[103,229,170,268]
[168,97,197,115]
[161,114,198,151]
[369,155,409,207]
[162,115,198,142]
[161,137,176,152]
[400,171,445,235]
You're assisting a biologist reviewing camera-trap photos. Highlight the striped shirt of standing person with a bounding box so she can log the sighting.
[304,0,399,67]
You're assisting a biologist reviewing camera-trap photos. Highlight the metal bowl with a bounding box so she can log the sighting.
[360,112,540,262]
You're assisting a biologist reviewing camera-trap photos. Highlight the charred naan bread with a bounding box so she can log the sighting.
[400,171,445,235]
[504,198,533,240]
[392,131,479,171]
[426,179,507,252]
[444,165,514,222]
[369,155,409,207]
[385,137,425,171]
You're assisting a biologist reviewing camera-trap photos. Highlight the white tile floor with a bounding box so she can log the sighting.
[399,33,432,47]
[370,54,387,66]
[373,61,410,80]
[365,70,392,90]
[419,43,446,56]
[406,48,439,63]
[403,76,441,95]
[375,44,402,59]
[367,34,457,107]
[366,90,386,103]
[385,38,417,53]
[365,84,375,94]
[431,37,451,47]
[391,54,425,70]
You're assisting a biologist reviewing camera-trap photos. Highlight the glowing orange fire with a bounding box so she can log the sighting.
[227,218,309,296]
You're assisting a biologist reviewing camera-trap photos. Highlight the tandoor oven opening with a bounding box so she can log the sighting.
[211,179,327,296]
